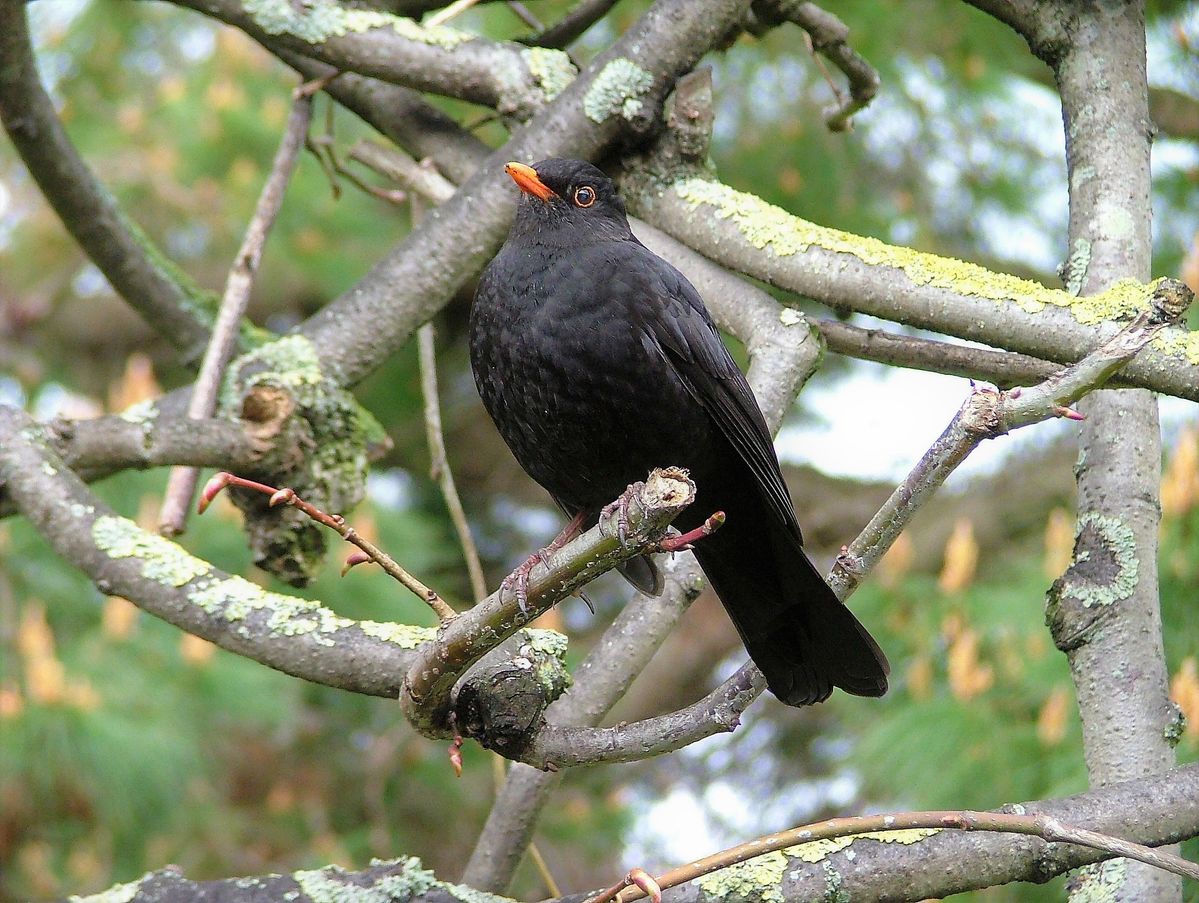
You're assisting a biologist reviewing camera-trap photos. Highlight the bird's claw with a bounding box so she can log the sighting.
[501,547,558,615]
[601,485,640,547]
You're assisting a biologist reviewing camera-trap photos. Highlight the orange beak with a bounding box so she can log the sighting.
[505,161,556,201]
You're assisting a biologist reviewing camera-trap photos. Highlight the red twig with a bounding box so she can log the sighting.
[199,471,455,622]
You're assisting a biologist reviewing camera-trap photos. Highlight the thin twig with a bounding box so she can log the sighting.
[158,78,323,535]
[755,0,880,131]
[587,807,1199,903]
[816,317,1066,387]
[522,0,620,48]
[412,193,487,602]
[198,471,457,622]
[828,277,1192,600]
[425,0,483,27]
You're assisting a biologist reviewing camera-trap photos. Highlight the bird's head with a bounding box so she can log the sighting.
[504,158,633,243]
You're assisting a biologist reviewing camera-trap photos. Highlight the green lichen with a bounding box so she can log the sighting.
[784,828,940,865]
[1062,512,1139,608]
[522,627,567,659]
[295,858,437,903]
[1151,327,1199,365]
[1164,703,1186,747]
[118,398,158,425]
[41,460,57,476]
[583,57,654,123]
[1064,237,1091,296]
[360,619,437,648]
[68,875,144,903]
[672,177,1183,335]
[521,47,576,102]
[223,334,383,583]
[821,861,849,903]
[93,515,211,587]
[696,850,788,903]
[1066,858,1126,903]
[186,574,433,648]
[243,0,472,47]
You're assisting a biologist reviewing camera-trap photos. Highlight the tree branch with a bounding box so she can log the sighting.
[753,0,880,131]
[522,0,621,49]
[399,469,698,741]
[160,80,318,535]
[1040,3,1181,898]
[622,173,1199,402]
[0,406,672,708]
[170,0,578,120]
[61,764,1199,903]
[0,1,213,358]
[815,318,1069,387]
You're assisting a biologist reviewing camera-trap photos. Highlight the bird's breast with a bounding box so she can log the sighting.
[470,246,714,512]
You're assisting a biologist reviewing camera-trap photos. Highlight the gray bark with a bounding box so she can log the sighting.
[1043,2,1180,900]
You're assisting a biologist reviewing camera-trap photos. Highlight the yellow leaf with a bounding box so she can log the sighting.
[907,654,933,701]
[102,595,139,640]
[1044,507,1075,577]
[1170,657,1199,741]
[938,517,978,594]
[947,625,992,701]
[1161,425,1199,518]
[107,352,161,413]
[0,683,23,719]
[1037,685,1071,746]
[878,531,914,589]
[180,632,216,666]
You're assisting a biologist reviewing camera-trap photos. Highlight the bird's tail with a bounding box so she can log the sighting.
[694,528,888,706]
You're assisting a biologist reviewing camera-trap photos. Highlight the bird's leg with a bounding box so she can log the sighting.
[600,481,643,546]
[502,510,588,613]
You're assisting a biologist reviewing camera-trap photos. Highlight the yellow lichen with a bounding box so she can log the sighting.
[673,178,1181,335]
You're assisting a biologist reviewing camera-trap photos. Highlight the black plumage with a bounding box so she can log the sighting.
[469,158,888,706]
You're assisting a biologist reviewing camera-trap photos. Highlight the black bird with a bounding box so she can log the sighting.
[469,158,888,706]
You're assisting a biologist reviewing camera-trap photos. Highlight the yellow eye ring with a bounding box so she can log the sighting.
[573,186,596,208]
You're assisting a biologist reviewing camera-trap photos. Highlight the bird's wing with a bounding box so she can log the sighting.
[631,251,804,544]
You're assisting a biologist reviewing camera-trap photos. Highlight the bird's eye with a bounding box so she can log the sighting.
[573,186,596,208]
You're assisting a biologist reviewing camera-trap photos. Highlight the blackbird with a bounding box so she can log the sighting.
[469,158,888,706]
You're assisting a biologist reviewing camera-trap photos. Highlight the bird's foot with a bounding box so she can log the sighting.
[600,482,643,546]
[655,510,726,553]
[501,511,587,614]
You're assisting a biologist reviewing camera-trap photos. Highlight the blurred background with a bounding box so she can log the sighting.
[0,1,1197,900]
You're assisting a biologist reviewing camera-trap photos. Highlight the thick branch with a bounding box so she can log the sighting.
[0,2,212,357]
[63,764,1199,902]
[399,469,698,741]
[1046,3,1179,899]
[170,0,576,119]
[623,175,1199,401]
[287,0,753,387]
[0,406,666,705]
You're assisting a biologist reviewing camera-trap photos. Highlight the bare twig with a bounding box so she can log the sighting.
[198,471,457,621]
[828,277,1191,600]
[815,318,1067,387]
[418,323,488,597]
[522,0,621,48]
[425,0,483,27]
[589,807,1199,903]
[159,81,320,535]
[753,0,879,130]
